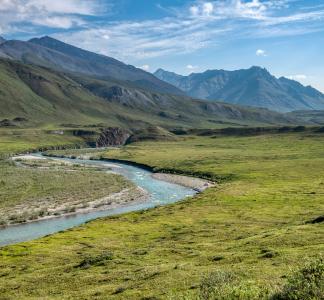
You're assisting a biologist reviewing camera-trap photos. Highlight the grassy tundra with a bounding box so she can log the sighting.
[0,159,135,226]
[0,129,139,225]
[0,131,323,299]
[0,128,84,159]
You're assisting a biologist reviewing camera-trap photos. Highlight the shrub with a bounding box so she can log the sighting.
[199,270,236,299]
[198,271,270,299]
[271,258,324,300]
[75,251,113,269]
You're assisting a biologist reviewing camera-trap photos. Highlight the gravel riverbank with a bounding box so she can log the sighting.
[152,173,214,192]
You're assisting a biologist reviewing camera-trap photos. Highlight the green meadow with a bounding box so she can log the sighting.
[0,128,85,159]
[0,129,137,226]
[0,130,323,299]
[0,158,132,226]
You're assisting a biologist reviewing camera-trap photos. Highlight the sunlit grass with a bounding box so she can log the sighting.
[0,132,323,299]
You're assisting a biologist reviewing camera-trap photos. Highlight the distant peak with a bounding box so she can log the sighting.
[248,65,268,72]
[246,66,272,77]
[29,35,54,41]
[0,36,6,43]
[41,36,59,42]
[29,36,64,46]
[249,65,262,69]
[154,68,173,74]
[154,68,166,73]
[154,68,179,76]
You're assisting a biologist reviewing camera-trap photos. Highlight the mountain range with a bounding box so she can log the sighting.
[0,36,182,95]
[0,56,295,129]
[154,67,324,112]
[0,35,320,130]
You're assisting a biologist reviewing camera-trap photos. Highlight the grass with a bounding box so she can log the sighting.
[0,128,86,159]
[0,131,323,299]
[0,158,133,225]
[0,129,137,225]
[44,147,108,159]
[271,258,323,300]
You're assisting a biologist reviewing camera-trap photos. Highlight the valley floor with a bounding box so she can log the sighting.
[0,156,142,226]
[0,130,323,299]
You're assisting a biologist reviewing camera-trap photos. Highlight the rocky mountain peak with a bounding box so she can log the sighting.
[154,67,324,112]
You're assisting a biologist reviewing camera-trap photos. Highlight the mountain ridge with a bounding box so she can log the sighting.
[0,36,183,96]
[154,67,324,112]
[0,58,297,128]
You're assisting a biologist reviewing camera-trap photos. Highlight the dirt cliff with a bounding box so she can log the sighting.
[96,127,131,147]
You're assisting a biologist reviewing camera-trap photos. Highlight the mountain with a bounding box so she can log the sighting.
[154,68,184,85]
[154,67,324,112]
[0,58,297,128]
[0,36,183,95]
[0,37,5,44]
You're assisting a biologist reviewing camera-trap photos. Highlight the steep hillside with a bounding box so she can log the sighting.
[0,59,297,128]
[154,67,324,112]
[0,58,126,126]
[0,36,183,95]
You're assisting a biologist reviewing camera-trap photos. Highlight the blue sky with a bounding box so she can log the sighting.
[1,0,324,91]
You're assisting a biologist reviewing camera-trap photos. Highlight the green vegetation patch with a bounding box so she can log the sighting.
[0,128,85,159]
[0,132,323,299]
[0,158,133,225]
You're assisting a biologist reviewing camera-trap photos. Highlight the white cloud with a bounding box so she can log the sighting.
[189,2,215,18]
[202,2,214,16]
[187,64,198,70]
[33,16,85,29]
[2,0,322,67]
[52,0,324,63]
[190,5,199,16]
[189,0,268,20]
[140,64,150,71]
[55,19,229,60]
[256,49,267,56]
[25,0,98,15]
[287,74,307,80]
[187,0,324,24]
[0,0,102,32]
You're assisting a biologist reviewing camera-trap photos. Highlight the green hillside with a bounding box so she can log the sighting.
[0,59,119,126]
[0,37,184,95]
[0,59,298,130]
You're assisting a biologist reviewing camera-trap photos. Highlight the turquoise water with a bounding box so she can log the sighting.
[0,155,196,247]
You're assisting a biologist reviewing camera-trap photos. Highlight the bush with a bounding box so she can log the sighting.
[198,271,270,299]
[75,251,113,269]
[271,258,324,300]
[199,271,236,299]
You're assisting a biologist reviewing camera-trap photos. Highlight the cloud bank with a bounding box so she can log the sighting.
[56,0,324,61]
[1,0,324,63]
[0,0,101,33]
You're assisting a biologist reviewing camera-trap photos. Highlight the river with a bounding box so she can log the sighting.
[0,154,196,247]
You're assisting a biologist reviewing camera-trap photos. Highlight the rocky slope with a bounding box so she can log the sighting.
[154,67,324,112]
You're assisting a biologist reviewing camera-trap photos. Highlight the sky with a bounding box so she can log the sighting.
[0,0,323,91]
